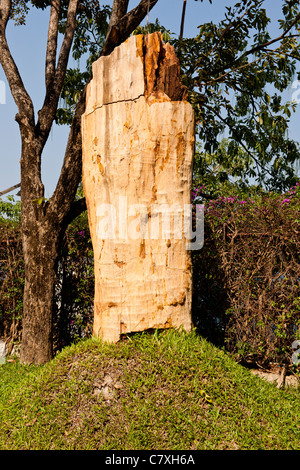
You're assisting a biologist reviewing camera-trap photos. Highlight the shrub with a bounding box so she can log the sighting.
[0,219,24,351]
[1,183,299,370]
[53,212,94,351]
[192,183,300,368]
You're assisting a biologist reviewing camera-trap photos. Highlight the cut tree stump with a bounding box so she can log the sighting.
[82,32,195,342]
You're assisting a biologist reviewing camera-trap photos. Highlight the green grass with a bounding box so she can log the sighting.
[0,328,299,450]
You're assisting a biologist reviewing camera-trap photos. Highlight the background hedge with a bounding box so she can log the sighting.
[1,184,299,369]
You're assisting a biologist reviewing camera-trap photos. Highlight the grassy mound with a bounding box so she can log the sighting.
[0,329,299,450]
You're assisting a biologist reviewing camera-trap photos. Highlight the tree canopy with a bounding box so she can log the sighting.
[178,0,300,192]
[4,0,300,195]
[59,0,300,193]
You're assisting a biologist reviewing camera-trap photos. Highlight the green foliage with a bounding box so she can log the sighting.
[132,18,174,43]
[174,0,300,192]
[193,139,262,198]
[56,1,111,125]
[10,0,29,25]
[192,181,300,367]
[0,196,21,223]
[56,68,90,125]
[0,330,299,450]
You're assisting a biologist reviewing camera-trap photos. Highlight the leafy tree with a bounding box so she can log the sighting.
[192,139,261,198]
[0,0,162,364]
[175,0,300,192]
[63,0,300,192]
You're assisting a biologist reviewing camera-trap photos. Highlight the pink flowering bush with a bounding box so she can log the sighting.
[192,182,300,368]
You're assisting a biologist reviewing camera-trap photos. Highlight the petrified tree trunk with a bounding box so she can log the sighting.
[82,32,195,342]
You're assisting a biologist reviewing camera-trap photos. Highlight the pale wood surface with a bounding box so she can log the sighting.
[82,33,195,342]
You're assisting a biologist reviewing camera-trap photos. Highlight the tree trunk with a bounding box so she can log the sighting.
[20,223,60,364]
[1,0,162,365]
[19,136,62,364]
[82,33,195,343]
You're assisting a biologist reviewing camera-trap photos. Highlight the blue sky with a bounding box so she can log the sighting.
[0,0,299,198]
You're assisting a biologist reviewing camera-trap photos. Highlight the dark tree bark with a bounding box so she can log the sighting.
[21,213,61,364]
[102,0,159,56]
[0,0,160,364]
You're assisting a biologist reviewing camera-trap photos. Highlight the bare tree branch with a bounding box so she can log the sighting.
[0,183,21,197]
[0,1,34,127]
[45,0,61,90]
[179,0,187,42]
[0,37,34,121]
[102,0,160,56]
[55,0,79,87]
[63,197,87,227]
[49,86,86,222]
[38,0,79,142]
[106,0,129,38]
[0,0,11,31]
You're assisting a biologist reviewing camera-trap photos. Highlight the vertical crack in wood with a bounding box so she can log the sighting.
[143,32,189,103]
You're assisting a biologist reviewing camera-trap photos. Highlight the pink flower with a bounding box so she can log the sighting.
[281,198,290,206]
